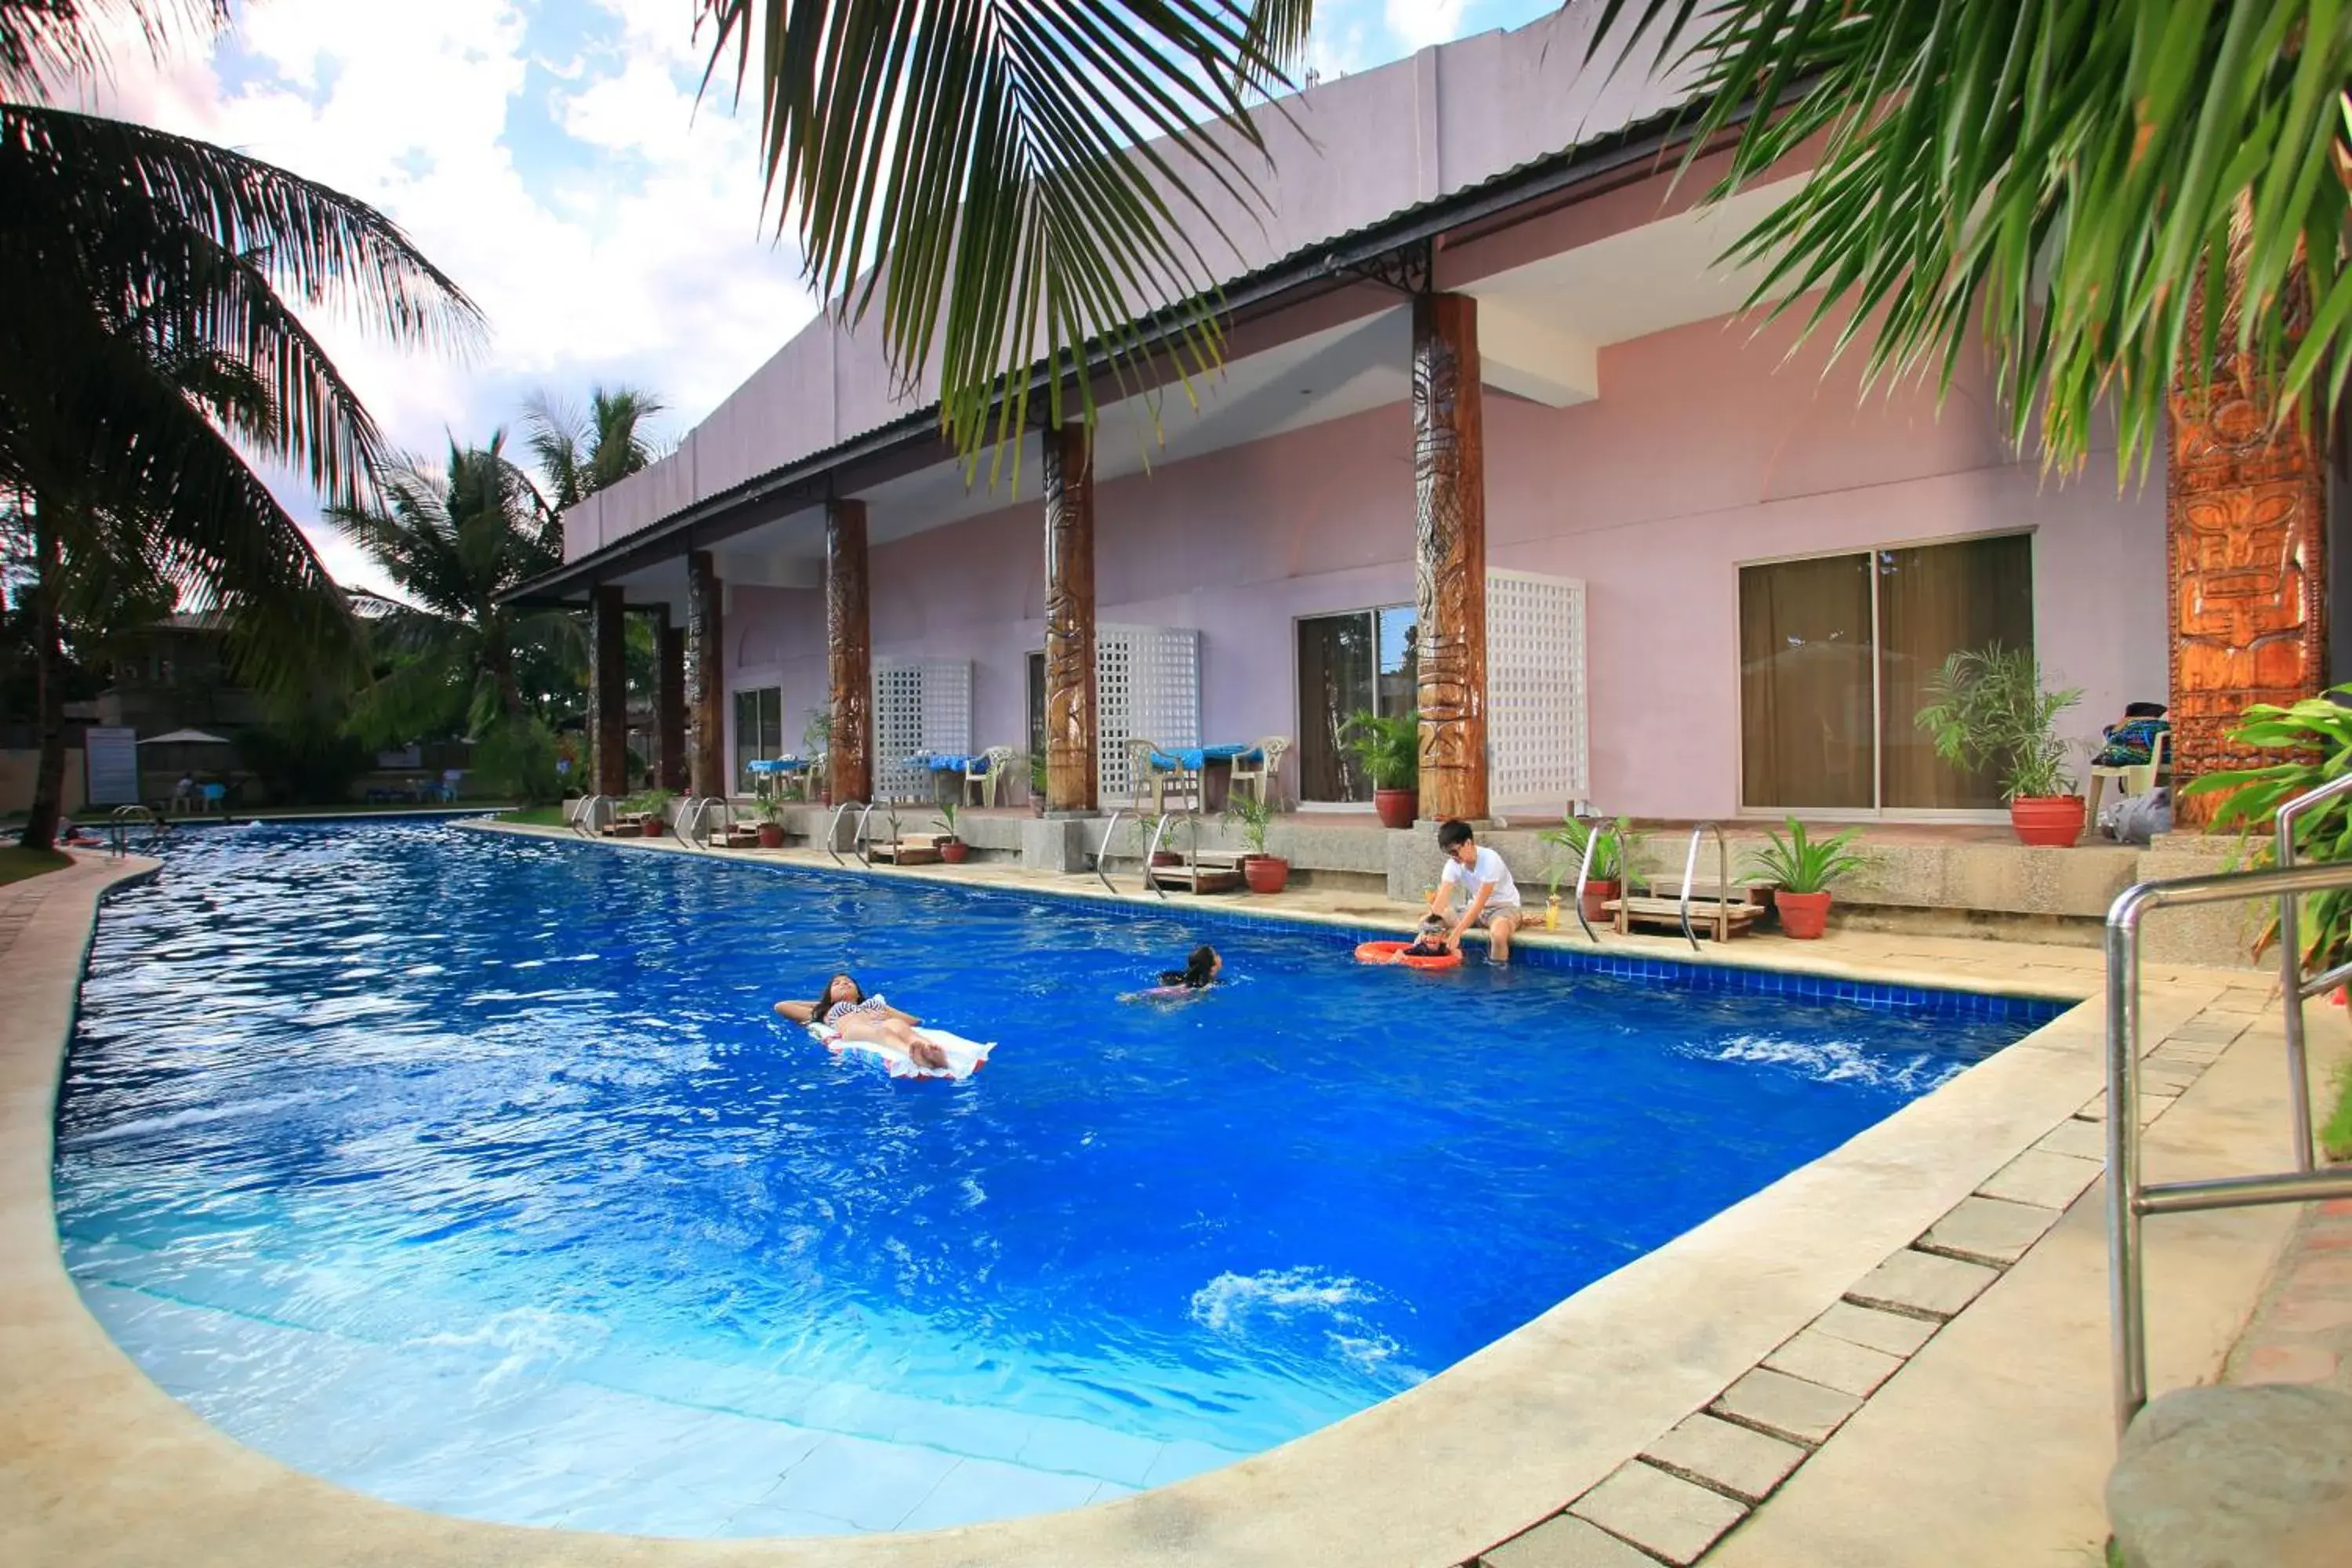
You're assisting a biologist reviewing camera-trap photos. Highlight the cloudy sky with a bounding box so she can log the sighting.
[81,0,1558,596]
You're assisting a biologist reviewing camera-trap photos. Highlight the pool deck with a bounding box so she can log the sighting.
[1,833,2331,1566]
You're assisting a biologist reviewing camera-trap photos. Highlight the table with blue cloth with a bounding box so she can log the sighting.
[748,755,813,800]
[1142,743,1263,811]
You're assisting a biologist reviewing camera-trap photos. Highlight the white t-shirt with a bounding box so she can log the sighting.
[1441,846,1521,910]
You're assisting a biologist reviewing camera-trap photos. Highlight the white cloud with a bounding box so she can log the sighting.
[1385,0,1472,52]
[76,0,822,597]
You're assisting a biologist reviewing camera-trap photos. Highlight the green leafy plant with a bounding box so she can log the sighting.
[1341,710,1419,791]
[753,793,788,824]
[1740,818,1871,895]
[801,706,833,758]
[1536,815,1642,892]
[2182,689,2352,971]
[470,716,561,807]
[1224,790,1276,857]
[622,786,673,819]
[932,798,960,842]
[1915,643,2084,801]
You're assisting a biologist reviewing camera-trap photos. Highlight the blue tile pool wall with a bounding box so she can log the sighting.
[527,833,2075,1029]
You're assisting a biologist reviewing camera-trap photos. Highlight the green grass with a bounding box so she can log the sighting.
[0,846,72,884]
[496,804,570,828]
[2321,1059,2352,1164]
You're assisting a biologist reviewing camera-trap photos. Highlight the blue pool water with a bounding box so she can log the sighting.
[54,822,2060,1537]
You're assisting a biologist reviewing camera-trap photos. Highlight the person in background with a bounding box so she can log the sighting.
[1419,818,1522,965]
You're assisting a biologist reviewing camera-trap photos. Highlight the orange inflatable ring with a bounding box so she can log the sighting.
[1354,939,1464,970]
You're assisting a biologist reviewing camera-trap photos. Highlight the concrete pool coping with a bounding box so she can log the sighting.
[0,840,2303,1565]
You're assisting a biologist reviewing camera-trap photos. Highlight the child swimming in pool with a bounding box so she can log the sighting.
[775,973,951,1070]
[1123,944,1222,1003]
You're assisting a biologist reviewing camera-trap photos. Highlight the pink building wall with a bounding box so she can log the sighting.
[726,307,2165,822]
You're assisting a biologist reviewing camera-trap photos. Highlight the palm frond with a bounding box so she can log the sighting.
[0,0,227,98]
[2,103,484,506]
[1602,1,2352,474]
[696,0,1306,472]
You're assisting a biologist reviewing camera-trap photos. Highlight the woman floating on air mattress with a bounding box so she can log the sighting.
[775,973,993,1080]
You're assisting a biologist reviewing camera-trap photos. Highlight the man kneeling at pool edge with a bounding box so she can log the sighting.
[1420,818,1521,966]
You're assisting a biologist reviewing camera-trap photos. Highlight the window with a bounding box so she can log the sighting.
[1297,605,1417,802]
[732,687,783,794]
[1027,651,1046,764]
[1739,533,2033,812]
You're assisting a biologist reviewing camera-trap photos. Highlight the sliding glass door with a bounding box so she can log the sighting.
[732,687,783,794]
[1740,532,2034,813]
[1297,605,1417,802]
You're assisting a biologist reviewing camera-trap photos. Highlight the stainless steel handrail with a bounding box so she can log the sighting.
[2107,855,2352,1436]
[564,789,612,841]
[1140,812,1174,901]
[677,797,725,851]
[2270,773,2352,1172]
[1679,822,1730,953]
[853,803,887,866]
[107,804,161,858]
[1569,811,1615,945]
[822,800,863,865]
[1094,808,1125,896]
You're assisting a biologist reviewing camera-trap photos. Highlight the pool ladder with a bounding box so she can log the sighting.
[103,804,164,858]
[2105,772,2352,1436]
[568,795,615,838]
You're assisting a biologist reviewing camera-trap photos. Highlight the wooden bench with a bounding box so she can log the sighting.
[1607,880,1773,942]
[870,833,944,866]
[710,823,766,849]
[1146,850,1246,895]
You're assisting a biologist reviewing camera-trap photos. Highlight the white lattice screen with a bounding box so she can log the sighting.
[872,657,971,800]
[1097,624,1200,800]
[1486,568,1588,809]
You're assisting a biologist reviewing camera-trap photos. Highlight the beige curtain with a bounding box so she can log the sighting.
[1740,555,1875,809]
[1878,535,2034,809]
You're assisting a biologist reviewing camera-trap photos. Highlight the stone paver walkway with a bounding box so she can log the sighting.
[2225,1196,2352,1394]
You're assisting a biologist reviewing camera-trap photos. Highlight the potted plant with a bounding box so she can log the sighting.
[1537,815,1642,926]
[754,796,788,850]
[1342,710,1420,829]
[2183,688,2352,971]
[935,799,970,863]
[1027,750,1048,815]
[1225,791,1288,893]
[802,708,833,804]
[1915,643,2086,847]
[626,788,673,837]
[1741,818,1870,940]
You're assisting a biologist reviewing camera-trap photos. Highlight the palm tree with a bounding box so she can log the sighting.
[694,0,1311,468]
[697,1,2347,475]
[524,386,668,520]
[1592,1,2352,471]
[332,436,582,746]
[2,0,481,847]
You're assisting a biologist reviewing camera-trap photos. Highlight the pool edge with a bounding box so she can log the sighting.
[0,833,2269,1568]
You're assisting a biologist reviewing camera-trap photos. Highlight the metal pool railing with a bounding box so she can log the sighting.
[2105,848,2352,1436]
[1679,822,1730,953]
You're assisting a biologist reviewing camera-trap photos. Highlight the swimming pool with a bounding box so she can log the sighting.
[53,822,2062,1538]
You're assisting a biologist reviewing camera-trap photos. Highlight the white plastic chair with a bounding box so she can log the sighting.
[2085,728,2169,836]
[1225,736,1290,808]
[964,746,1014,807]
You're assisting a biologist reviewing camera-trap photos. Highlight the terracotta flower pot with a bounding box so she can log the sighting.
[641,818,665,838]
[1243,855,1290,895]
[1775,889,1833,940]
[1579,878,1621,925]
[2009,794,2085,848]
[1373,787,1419,830]
[756,822,786,849]
[940,840,970,864]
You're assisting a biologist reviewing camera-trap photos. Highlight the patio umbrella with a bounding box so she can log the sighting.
[138,728,234,746]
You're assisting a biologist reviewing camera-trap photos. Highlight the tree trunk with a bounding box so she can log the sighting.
[22,509,66,851]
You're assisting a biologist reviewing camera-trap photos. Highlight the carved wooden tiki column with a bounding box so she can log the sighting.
[589,584,628,797]
[826,498,873,805]
[685,550,726,797]
[1412,292,1490,822]
[655,610,687,793]
[1042,423,1098,814]
[2168,285,2328,825]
